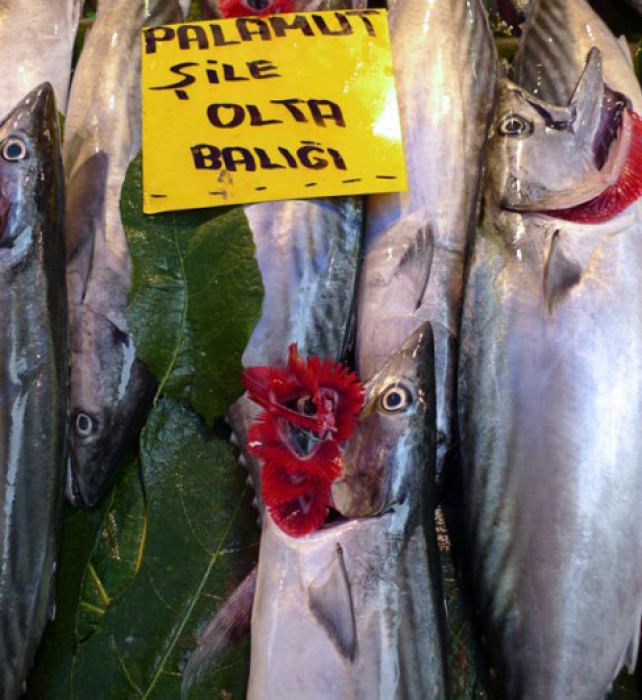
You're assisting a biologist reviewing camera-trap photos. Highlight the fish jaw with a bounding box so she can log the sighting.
[332,323,436,519]
[68,306,156,507]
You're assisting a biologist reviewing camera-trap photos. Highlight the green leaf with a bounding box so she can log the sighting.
[69,398,258,699]
[76,457,147,642]
[122,155,263,424]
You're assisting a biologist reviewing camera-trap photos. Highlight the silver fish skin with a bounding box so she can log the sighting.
[0,1,83,116]
[459,52,642,700]
[354,0,497,484]
[0,83,67,699]
[513,0,642,112]
[64,0,184,507]
[247,324,447,700]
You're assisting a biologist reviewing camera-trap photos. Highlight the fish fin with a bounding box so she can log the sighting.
[181,568,256,696]
[543,230,582,312]
[65,152,109,305]
[570,49,604,151]
[307,543,356,662]
[617,35,635,67]
[621,612,641,673]
[46,562,57,621]
[395,222,434,311]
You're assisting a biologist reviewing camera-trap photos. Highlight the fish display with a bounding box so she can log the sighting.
[354,0,497,485]
[63,0,184,507]
[0,1,83,116]
[187,324,447,699]
[0,83,67,698]
[459,40,642,700]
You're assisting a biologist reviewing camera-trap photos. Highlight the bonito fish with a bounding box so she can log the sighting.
[225,0,365,516]
[0,83,67,698]
[64,0,184,507]
[459,45,642,699]
[187,324,447,698]
[354,0,497,484]
[0,1,83,116]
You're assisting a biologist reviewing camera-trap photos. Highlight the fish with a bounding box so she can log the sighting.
[224,0,365,517]
[0,1,83,115]
[458,46,642,700]
[353,0,497,486]
[185,324,448,699]
[0,83,67,698]
[64,0,184,507]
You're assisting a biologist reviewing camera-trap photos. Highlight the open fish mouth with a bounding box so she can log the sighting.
[542,94,642,223]
[593,87,629,171]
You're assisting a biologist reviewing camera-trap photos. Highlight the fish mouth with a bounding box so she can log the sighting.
[540,105,642,224]
[593,88,629,171]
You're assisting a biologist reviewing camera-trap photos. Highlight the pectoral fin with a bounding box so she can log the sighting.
[543,230,582,312]
[396,223,434,310]
[308,543,357,662]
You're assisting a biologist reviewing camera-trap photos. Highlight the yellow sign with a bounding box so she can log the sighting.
[141,10,406,213]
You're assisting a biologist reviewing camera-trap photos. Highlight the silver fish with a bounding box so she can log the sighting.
[64,0,184,507]
[225,0,365,516]
[0,83,67,699]
[0,1,83,116]
[192,324,447,699]
[459,49,642,699]
[354,0,497,484]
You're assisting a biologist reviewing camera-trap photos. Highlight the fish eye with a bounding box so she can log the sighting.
[245,0,271,9]
[75,412,96,438]
[379,384,413,413]
[497,113,533,137]
[1,137,28,162]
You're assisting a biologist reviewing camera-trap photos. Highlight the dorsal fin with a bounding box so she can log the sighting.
[543,230,582,313]
[307,543,356,662]
[181,568,256,695]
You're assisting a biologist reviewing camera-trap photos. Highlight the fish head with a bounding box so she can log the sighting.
[0,83,62,257]
[490,48,631,212]
[68,307,156,507]
[332,322,435,520]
